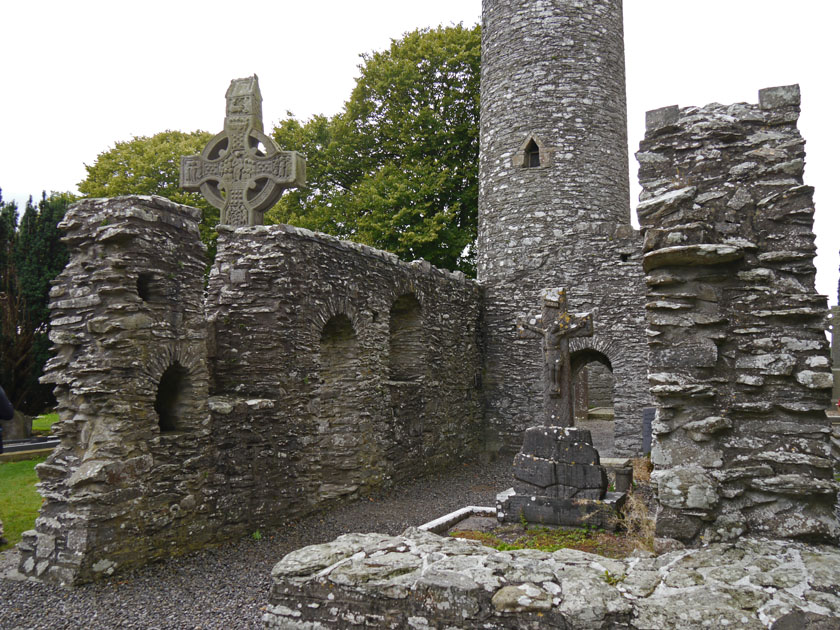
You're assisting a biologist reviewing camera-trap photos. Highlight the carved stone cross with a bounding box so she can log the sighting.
[180,75,306,227]
[517,288,593,427]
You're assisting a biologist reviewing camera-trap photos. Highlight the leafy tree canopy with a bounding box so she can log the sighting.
[268,24,480,275]
[0,190,74,413]
[78,130,217,257]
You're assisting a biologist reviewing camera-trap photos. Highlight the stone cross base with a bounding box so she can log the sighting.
[496,426,625,530]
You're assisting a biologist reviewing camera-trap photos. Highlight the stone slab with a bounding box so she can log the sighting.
[265,528,840,629]
[497,489,624,530]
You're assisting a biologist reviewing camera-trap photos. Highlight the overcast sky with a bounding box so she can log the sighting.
[1,1,837,304]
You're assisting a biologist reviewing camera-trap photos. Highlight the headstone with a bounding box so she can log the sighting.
[0,409,32,440]
[181,75,306,227]
[498,288,624,529]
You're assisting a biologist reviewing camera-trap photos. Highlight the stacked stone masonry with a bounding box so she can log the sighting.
[17,196,213,585]
[264,528,840,629]
[18,196,484,585]
[638,86,839,544]
[477,0,650,455]
[206,222,484,521]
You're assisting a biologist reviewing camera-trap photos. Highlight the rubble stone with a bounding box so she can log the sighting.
[637,88,838,544]
[264,528,840,629]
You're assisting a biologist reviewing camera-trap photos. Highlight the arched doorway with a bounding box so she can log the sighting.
[571,349,614,456]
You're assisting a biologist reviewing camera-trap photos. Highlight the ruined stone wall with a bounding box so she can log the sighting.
[18,196,214,585]
[586,362,614,409]
[476,0,649,455]
[639,86,838,544]
[206,224,483,528]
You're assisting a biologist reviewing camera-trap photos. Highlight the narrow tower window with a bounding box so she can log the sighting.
[525,139,541,168]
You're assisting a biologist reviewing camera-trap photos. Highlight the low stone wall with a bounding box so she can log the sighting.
[264,528,840,629]
[637,86,838,543]
[18,196,213,585]
[204,223,484,532]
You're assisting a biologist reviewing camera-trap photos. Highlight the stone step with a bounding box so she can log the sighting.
[587,407,614,421]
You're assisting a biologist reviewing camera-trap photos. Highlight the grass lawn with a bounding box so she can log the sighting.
[31,412,59,434]
[0,456,46,550]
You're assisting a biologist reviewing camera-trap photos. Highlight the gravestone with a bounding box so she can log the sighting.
[498,288,624,529]
[181,75,306,227]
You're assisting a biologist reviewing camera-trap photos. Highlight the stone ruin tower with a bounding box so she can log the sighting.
[477,0,649,454]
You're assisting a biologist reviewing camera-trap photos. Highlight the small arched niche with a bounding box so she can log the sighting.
[388,294,424,382]
[155,361,190,433]
[320,315,359,385]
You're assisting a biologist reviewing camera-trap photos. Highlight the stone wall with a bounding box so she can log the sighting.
[638,86,839,543]
[264,528,840,629]
[204,223,484,528]
[586,362,615,409]
[18,196,214,585]
[19,198,484,585]
[476,0,649,455]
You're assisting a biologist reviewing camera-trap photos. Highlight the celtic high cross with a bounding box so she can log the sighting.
[180,75,306,227]
[517,288,593,427]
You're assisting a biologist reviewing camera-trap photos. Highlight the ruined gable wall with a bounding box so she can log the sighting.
[206,224,483,529]
[18,196,215,585]
[638,86,838,544]
[477,0,650,455]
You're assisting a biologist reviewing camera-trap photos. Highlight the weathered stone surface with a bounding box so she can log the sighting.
[516,288,593,427]
[500,424,615,526]
[0,409,32,440]
[20,197,484,586]
[477,0,650,456]
[638,88,838,544]
[264,529,840,629]
[208,223,484,514]
[181,75,305,227]
[18,196,212,585]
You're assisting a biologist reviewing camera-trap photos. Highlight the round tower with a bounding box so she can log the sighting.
[477,0,649,455]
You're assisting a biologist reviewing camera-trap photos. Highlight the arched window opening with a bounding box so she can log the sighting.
[389,294,423,382]
[137,273,154,302]
[155,362,189,432]
[525,139,541,168]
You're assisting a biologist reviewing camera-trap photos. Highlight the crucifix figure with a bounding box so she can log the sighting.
[180,75,306,227]
[517,288,593,427]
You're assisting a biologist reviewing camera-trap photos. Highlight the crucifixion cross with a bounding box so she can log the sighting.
[517,288,593,427]
[180,75,306,227]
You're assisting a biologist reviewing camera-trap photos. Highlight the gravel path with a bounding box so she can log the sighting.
[1,457,514,630]
[0,422,619,630]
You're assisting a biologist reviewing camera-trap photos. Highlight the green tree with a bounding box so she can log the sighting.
[0,191,73,413]
[78,130,217,258]
[269,24,480,275]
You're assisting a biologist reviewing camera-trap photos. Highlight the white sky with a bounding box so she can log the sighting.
[1,0,837,304]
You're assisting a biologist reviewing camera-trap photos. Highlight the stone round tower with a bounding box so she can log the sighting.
[477,0,649,455]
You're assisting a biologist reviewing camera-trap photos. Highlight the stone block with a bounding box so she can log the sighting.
[645,105,680,132]
[499,491,623,530]
[554,461,607,491]
[520,426,599,464]
[758,84,801,110]
[512,453,555,488]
